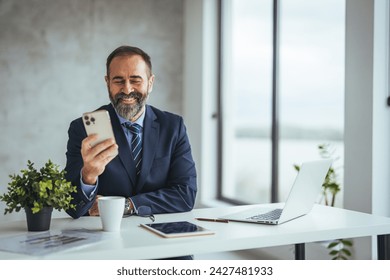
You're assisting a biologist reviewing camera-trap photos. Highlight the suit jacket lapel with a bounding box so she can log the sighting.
[107,104,137,186]
[136,105,159,192]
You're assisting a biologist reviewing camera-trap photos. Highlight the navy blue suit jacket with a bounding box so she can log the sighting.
[65,104,197,219]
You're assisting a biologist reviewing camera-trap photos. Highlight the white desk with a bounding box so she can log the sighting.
[0,204,389,260]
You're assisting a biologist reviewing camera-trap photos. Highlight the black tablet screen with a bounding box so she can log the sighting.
[146,221,204,235]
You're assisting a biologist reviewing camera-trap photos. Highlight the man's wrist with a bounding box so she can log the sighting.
[124,197,135,215]
[81,168,97,185]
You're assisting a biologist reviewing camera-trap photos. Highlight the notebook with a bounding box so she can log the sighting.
[219,159,332,225]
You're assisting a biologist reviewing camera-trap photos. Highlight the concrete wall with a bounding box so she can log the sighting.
[0,0,184,221]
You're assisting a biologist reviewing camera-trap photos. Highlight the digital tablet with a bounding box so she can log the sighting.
[140,221,215,238]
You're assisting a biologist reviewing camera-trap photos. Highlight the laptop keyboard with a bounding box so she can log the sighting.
[248,208,283,221]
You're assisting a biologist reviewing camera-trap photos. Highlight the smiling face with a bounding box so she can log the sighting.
[105,54,154,122]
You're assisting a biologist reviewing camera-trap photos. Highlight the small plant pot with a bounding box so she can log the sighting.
[25,206,53,231]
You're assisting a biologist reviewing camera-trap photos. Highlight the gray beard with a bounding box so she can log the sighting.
[109,91,148,120]
[112,98,143,120]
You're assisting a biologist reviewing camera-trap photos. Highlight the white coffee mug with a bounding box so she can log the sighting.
[98,196,125,232]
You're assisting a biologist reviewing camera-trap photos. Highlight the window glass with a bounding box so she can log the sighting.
[220,0,345,206]
[221,0,273,203]
[279,0,345,205]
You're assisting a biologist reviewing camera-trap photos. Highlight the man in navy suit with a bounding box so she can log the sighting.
[65,46,197,222]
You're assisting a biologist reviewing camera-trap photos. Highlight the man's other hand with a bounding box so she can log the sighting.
[88,195,102,216]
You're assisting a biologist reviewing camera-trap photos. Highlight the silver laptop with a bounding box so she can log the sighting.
[219,159,332,225]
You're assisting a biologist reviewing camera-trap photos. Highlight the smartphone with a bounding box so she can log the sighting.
[82,110,117,151]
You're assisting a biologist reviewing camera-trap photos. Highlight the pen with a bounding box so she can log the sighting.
[195,218,229,223]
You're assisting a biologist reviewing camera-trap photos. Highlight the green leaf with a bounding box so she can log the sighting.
[327,242,340,249]
[341,249,352,256]
[341,239,353,246]
[32,201,42,213]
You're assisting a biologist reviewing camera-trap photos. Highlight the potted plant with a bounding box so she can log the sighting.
[0,160,76,231]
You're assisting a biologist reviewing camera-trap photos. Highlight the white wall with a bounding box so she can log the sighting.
[183,0,219,208]
[372,0,390,218]
[344,0,390,259]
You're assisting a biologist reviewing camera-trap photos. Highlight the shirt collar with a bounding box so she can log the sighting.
[113,105,146,128]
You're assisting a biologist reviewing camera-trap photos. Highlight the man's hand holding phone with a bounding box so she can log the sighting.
[81,110,118,185]
[81,135,118,185]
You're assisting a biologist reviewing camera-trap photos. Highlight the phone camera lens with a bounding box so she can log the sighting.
[90,117,95,124]
[84,115,89,121]
[86,121,91,126]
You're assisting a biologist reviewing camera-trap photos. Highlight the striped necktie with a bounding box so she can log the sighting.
[123,123,143,177]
